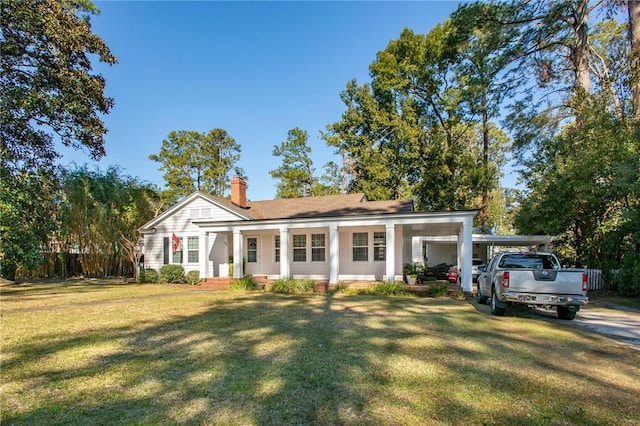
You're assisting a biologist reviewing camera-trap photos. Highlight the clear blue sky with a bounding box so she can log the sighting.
[59,1,521,201]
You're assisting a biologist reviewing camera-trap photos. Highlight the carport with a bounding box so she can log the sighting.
[413,234,555,278]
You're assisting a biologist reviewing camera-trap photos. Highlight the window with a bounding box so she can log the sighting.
[373,232,386,261]
[187,236,199,263]
[274,235,280,262]
[311,234,325,262]
[353,232,368,261]
[189,208,200,219]
[293,235,306,262]
[247,237,257,263]
[172,237,183,264]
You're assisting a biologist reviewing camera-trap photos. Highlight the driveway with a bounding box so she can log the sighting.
[567,304,640,348]
[472,299,640,348]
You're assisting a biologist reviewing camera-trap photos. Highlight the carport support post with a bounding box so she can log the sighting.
[460,220,473,295]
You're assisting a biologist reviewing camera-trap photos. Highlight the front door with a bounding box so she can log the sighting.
[245,236,260,275]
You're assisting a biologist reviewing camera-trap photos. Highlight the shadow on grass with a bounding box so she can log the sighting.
[3,293,640,425]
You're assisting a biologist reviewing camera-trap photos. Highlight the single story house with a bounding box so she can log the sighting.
[138,177,479,292]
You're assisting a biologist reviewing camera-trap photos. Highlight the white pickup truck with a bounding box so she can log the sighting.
[476,252,588,320]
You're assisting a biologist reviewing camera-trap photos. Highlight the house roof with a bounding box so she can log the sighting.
[245,193,414,219]
[139,191,416,232]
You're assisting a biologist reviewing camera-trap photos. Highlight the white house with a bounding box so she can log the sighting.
[138,177,479,292]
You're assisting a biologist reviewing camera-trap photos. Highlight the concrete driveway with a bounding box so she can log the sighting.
[567,305,640,348]
[472,298,640,348]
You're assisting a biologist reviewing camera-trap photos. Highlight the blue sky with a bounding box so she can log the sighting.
[58,1,519,201]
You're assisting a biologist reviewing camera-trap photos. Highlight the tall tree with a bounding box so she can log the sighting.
[269,127,338,198]
[149,129,243,201]
[0,0,116,279]
[1,0,117,170]
[55,166,159,278]
[629,0,640,116]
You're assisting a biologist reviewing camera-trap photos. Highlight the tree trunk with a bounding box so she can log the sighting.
[573,0,590,94]
[630,0,640,118]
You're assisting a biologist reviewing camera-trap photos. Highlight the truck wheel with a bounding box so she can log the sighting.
[557,306,577,320]
[491,287,506,316]
[477,283,488,304]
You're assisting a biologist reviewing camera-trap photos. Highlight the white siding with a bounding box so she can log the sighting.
[143,197,240,274]
[338,226,388,280]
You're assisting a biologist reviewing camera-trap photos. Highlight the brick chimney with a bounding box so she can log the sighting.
[230,176,247,208]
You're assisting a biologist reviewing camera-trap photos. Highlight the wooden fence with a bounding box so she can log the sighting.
[585,268,618,291]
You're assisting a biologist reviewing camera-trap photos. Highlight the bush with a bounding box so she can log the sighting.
[328,283,358,295]
[229,276,256,291]
[617,256,640,297]
[140,268,159,283]
[364,281,414,297]
[270,278,316,294]
[159,265,185,283]
[186,270,200,285]
[423,283,448,298]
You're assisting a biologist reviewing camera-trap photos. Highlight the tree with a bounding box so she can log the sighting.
[0,0,116,279]
[1,0,117,170]
[55,166,159,278]
[149,129,243,201]
[629,0,640,116]
[326,12,510,219]
[270,128,339,198]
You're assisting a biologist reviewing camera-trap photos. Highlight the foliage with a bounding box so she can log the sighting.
[149,129,243,201]
[0,0,117,171]
[229,276,257,291]
[324,8,512,223]
[424,283,449,298]
[0,168,58,280]
[159,265,185,284]
[403,263,425,276]
[270,127,339,198]
[53,166,159,278]
[362,281,414,297]
[0,0,116,279]
[327,283,359,295]
[269,278,316,294]
[617,253,640,297]
[186,270,200,285]
[140,268,159,284]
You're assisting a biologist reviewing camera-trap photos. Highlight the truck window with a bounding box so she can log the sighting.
[498,254,560,270]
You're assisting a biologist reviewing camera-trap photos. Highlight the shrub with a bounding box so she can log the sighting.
[229,276,257,291]
[140,268,159,283]
[159,265,185,283]
[424,283,448,298]
[186,270,200,285]
[617,256,640,297]
[270,278,316,294]
[328,283,358,295]
[364,281,414,297]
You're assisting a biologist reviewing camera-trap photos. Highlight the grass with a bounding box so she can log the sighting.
[2,281,640,425]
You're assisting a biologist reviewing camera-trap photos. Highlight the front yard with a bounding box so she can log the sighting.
[2,281,639,425]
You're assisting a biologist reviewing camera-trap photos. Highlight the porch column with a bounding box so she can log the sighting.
[460,219,473,294]
[329,223,339,284]
[279,227,290,279]
[385,224,395,282]
[233,228,243,278]
[200,231,209,278]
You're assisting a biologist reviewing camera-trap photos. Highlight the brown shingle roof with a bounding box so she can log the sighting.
[244,193,414,219]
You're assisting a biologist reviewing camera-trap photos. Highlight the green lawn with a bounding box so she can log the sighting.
[2,281,640,425]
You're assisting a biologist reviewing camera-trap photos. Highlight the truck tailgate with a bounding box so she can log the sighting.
[507,270,585,295]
